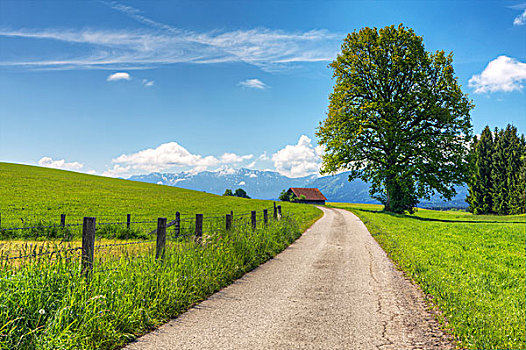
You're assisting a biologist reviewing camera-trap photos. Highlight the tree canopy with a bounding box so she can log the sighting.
[223,188,251,199]
[278,189,298,202]
[278,189,291,201]
[317,24,473,213]
[234,188,250,199]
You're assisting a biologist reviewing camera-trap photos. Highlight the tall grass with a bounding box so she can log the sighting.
[0,214,307,349]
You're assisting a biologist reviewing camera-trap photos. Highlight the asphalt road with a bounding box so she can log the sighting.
[126,207,454,350]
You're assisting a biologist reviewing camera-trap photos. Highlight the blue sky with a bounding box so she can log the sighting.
[0,1,525,178]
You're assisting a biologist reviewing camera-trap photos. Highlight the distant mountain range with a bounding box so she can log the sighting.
[128,168,468,208]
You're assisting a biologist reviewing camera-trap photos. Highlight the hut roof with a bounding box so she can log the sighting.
[289,188,327,201]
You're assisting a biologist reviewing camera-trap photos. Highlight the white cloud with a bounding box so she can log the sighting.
[38,156,84,171]
[220,153,253,163]
[107,72,130,81]
[0,3,340,73]
[102,164,131,177]
[239,78,268,89]
[258,152,270,161]
[468,56,526,93]
[217,166,237,175]
[113,142,218,173]
[111,141,254,175]
[272,135,323,178]
[238,181,246,186]
[514,9,526,25]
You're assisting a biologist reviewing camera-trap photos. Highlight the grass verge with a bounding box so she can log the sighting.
[328,203,525,350]
[0,212,322,349]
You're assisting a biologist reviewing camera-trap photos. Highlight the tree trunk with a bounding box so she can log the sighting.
[384,172,395,212]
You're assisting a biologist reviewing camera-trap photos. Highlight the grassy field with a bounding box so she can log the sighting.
[0,162,322,349]
[328,203,525,350]
[0,162,320,234]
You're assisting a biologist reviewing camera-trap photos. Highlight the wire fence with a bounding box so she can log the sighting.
[0,208,276,233]
[0,204,284,273]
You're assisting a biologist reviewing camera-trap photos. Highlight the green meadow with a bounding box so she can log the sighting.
[329,203,525,350]
[0,162,320,233]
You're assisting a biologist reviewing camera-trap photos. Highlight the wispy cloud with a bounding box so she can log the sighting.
[107,72,130,81]
[142,79,154,87]
[103,1,185,35]
[0,27,338,72]
[509,3,526,10]
[513,9,526,25]
[469,56,526,93]
[0,2,340,72]
[239,78,268,89]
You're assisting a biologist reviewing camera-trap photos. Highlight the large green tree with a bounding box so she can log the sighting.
[317,24,473,213]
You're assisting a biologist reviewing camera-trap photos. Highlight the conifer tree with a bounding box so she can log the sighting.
[491,128,509,214]
[492,125,526,215]
[468,124,525,215]
[518,135,526,214]
[506,127,526,214]
[467,126,494,214]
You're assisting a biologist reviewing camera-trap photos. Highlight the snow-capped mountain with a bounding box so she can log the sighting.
[128,168,469,208]
[129,168,317,200]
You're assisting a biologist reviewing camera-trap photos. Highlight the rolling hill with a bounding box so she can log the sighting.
[0,162,320,227]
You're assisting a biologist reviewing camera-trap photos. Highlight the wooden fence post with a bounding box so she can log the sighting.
[126,214,131,229]
[277,205,282,220]
[263,209,268,225]
[175,212,180,237]
[226,214,232,231]
[195,214,203,243]
[251,211,256,230]
[60,214,66,227]
[81,217,96,278]
[156,217,167,260]
[273,202,277,220]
